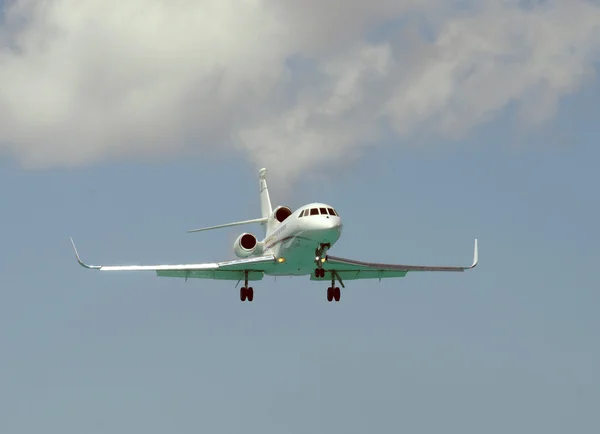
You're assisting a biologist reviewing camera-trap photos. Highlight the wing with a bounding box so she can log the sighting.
[316,239,478,282]
[70,238,276,281]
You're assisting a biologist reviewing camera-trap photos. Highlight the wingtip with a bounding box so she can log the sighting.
[69,237,100,269]
[70,236,80,260]
[471,238,479,268]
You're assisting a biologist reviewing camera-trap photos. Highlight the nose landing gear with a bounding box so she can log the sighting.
[312,244,343,302]
[314,243,330,278]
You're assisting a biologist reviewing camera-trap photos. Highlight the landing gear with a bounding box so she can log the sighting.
[240,271,254,302]
[240,286,254,302]
[314,243,330,279]
[326,272,342,302]
[326,286,340,302]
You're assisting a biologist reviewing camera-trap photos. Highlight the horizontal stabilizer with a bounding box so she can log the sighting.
[187,217,268,233]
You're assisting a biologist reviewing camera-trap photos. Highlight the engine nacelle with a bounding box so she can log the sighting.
[265,205,293,234]
[272,206,293,223]
[233,232,264,258]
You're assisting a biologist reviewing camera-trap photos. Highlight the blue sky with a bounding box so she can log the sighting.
[2,85,599,433]
[1,1,600,433]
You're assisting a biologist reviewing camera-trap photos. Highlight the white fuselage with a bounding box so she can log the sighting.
[258,202,342,276]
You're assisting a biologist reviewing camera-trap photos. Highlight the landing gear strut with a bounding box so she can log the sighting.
[240,271,254,302]
[314,243,330,278]
[326,271,342,302]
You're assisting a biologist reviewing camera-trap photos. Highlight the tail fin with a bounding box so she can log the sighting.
[187,168,273,236]
[259,168,272,219]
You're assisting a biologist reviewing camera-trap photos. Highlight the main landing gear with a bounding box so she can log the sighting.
[326,271,343,303]
[240,286,253,302]
[240,271,254,302]
[327,285,341,302]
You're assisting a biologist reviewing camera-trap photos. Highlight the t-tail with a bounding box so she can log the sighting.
[187,168,289,239]
[259,168,272,221]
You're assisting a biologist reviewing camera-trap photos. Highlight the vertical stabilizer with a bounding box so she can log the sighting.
[258,168,272,220]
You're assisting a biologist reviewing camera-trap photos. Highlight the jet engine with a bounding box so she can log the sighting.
[233,233,264,258]
[272,206,293,223]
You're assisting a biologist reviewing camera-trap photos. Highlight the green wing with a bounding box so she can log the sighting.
[314,239,478,282]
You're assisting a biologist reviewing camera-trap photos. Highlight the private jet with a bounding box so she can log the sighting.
[70,168,478,302]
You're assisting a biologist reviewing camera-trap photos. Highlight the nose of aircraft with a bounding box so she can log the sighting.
[305,214,342,243]
[320,215,341,229]
[322,216,343,238]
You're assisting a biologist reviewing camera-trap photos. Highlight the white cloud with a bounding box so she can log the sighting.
[1,0,599,182]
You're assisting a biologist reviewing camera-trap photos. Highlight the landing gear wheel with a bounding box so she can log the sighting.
[240,271,253,302]
[240,287,253,302]
[327,287,333,302]
[324,267,344,302]
[315,244,330,277]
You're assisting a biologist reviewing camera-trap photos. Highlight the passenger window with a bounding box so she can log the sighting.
[319,207,327,215]
[310,208,318,216]
[327,208,335,216]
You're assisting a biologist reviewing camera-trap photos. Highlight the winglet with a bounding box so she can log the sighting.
[470,238,478,269]
[70,237,101,269]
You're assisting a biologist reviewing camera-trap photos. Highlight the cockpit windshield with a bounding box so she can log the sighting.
[299,207,339,217]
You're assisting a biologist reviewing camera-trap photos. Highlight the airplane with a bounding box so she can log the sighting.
[70,168,478,302]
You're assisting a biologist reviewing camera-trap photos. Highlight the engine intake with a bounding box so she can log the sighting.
[273,206,292,223]
[233,233,262,258]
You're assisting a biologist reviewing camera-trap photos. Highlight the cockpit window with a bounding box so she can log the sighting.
[300,207,339,217]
